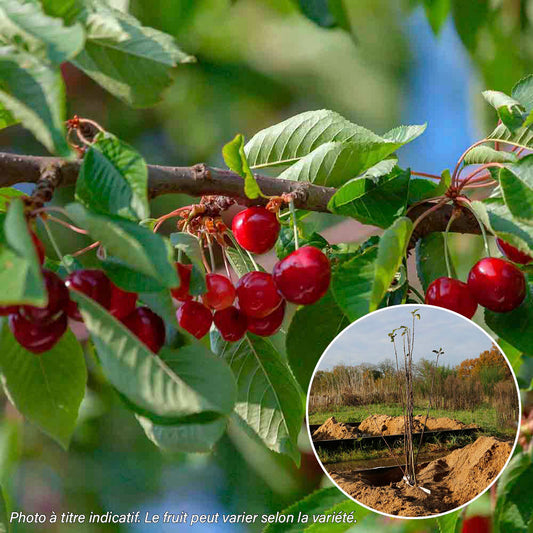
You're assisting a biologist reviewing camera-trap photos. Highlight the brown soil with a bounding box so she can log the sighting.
[312,417,360,440]
[329,436,512,517]
[358,414,479,436]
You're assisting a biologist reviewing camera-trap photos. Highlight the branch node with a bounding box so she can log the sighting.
[28,163,63,210]
[193,163,210,181]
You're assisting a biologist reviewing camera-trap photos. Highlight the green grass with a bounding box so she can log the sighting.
[308,402,516,438]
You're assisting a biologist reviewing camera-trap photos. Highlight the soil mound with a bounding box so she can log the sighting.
[358,414,478,436]
[312,417,360,441]
[329,436,512,517]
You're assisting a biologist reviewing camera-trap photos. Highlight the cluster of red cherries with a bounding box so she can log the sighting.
[425,238,530,318]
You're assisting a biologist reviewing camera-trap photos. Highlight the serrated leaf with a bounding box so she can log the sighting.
[66,203,178,288]
[286,290,349,391]
[0,200,45,306]
[370,217,412,311]
[464,146,518,165]
[499,156,533,225]
[512,75,533,113]
[70,0,194,107]
[222,134,262,199]
[211,331,303,464]
[72,290,236,421]
[0,47,69,155]
[0,188,27,213]
[0,0,85,64]
[0,326,86,449]
[328,167,410,228]
[483,90,526,132]
[416,232,457,291]
[76,131,149,221]
[170,232,207,296]
[437,509,462,533]
[137,415,227,453]
[359,157,397,182]
[225,242,260,277]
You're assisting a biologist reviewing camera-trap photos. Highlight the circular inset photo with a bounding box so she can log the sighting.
[307,305,520,519]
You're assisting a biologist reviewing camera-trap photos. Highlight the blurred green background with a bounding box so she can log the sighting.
[1,0,532,531]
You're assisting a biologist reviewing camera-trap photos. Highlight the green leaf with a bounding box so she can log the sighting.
[286,290,349,391]
[276,225,328,260]
[0,486,7,533]
[0,0,85,64]
[76,132,149,221]
[0,187,27,213]
[359,158,397,182]
[499,156,533,225]
[0,326,86,449]
[328,167,411,228]
[72,290,236,421]
[70,0,194,107]
[137,415,227,453]
[222,134,262,199]
[225,242,260,277]
[0,103,16,131]
[170,232,206,296]
[101,258,165,293]
[451,0,488,52]
[0,200,45,306]
[370,217,412,311]
[66,204,178,288]
[0,47,69,155]
[437,509,462,533]
[464,146,518,165]
[494,452,533,533]
[483,90,527,132]
[485,285,533,355]
[416,232,457,291]
[138,290,178,328]
[211,331,303,464]
[423,0,450,34]
[512,75,533,114]
[304,500,369,532]
[331,246,378,321]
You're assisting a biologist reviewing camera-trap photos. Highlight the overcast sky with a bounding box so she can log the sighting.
[318,305,497,371]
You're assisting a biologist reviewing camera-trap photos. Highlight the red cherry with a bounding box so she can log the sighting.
[247,300,286,337]
[232,207,280,254]
[9,311,67,354]
[272,246,330,305]
[236,271,282,318]
[170,263,192,301]
[496,238,533,265]
[467,257,526,312]
[202,274,235,310]
[109,283,138,319]
[0,306,19,316]
[65,269,112,320]
[461,515,491,533]
[121,306,166,353]
[30,230,45,265]
[21,270,70,324]
[213,306,247,342]
[177,301,213,339]
[425,277,478,319]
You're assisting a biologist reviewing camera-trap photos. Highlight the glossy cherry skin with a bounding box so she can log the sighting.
[30,231,45,265]
[468,257,526,312]
[236,271,283,318]
[9,311,67,354]
[425,277,478,319]
[121,306,166,353]
[170,263,192,301]
[496,238,533,265]
[247,300,286,337]
[202,274,235,311]
[0,306,19,316]
[461,516,491,533]
[232,207,280,254]
[272,246,330,305]
[21,270,70,324]
[177,301,213,339]
[109,283,138,319]
[65,269,112,320]
[213,306,247,342]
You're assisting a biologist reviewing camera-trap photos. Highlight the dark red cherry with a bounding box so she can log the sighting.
[170,263,192,301]
[461,516,491,533]
[177,300,213,339]
[121,306,166,353]
[232,207,280,254]
[30,230,45,265]
[236,271,282,318]
[202,274,235,311]
[109,283,138,319]
[0,306,19,316]
[496,238,533,265]
[425,277,478,319]
[247,300,286,337]
[467,257,526,312]
[65,269,112,320]
[272,246,330,305]
[213,306,247,342]
[9,311,67,354]
[21,270,70,324]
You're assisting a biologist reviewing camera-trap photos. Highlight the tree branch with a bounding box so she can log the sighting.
[0,151,482,238]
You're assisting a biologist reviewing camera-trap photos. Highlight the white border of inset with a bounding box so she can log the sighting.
[305,304,521,520]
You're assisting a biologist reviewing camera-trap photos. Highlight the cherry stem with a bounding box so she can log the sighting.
[153,206,192,233]
[46,215,89,235]
[456,198,491,257]
[411,199,449,231]
[199,244,212,274]
[226,232,258,272]
[289,198,299,250]
[40,217,73,273]
[452,140,487,186]
[459,163,503,191]
[206,234,216,273]
[411,171,441,180]
[71,241,100,257]
[221,246,233,281]
[443,211,456,278]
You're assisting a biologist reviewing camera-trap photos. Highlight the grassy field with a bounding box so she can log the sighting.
[308,402,517,438]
